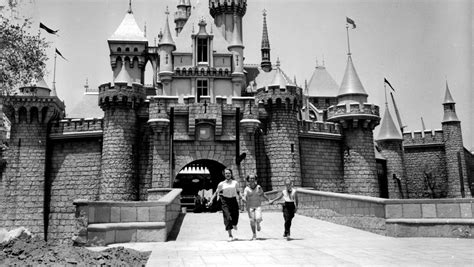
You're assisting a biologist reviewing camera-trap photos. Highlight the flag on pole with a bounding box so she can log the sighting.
[390,92,405,131]
[346,17,356,29]
[384,78,395,91]
[55,48,67,61]
[421,117,426,131]
[39,22,59,35]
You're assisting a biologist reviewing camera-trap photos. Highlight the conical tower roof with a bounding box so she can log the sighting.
[109,8,147,42]
[443,81,455,104]
[338,55,367,100]
[307,65,339,97]
[376,105,402,141]
[114,62,132,86]
[261,10,270,50]
[269,60,290,89]
[159,8,175,47]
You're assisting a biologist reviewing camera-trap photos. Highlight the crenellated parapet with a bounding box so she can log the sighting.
[98,82,146,110]
[50,118,104,139]
[327,102,380,129]
[1,95,65,124]
[255,86,303,112]
[300,121,342,135]
[209,0,247,17]
[403,129,444,147]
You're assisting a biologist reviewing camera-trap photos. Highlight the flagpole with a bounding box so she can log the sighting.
[346,23,351,55]
[390,92,404,134]
[53,51,57,92]
[384,83,387,106]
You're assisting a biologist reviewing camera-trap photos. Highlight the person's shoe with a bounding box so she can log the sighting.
[251,234,257,240]
[286,234,291,240]
[257,223,261,232]
[233,225,238,230]
[228,236,234,242]
[283,232,287,238]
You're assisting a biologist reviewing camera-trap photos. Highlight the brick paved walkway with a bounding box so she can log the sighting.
[100,212,474,266]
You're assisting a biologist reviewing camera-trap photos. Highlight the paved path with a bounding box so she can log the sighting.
[100,212,474,266]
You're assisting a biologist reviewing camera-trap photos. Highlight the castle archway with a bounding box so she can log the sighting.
[173,159,226,212]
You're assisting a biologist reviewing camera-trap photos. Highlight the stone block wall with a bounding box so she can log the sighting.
[137,119,152,200]
[299,137,344,192]
[296,189,387,235]
[47,138,102,244]
[377,141,407,199]
[0,123,48,239]
[465,148,474,196]
[404,145,447,198]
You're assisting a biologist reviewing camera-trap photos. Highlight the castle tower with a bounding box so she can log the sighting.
[108,4,148,85]
[228,13,245,93]
[98,4,147,201]
[376,104,407,199]
[441,82,469,198]
[255,60,303,189]
[209,0,246,43]
[174,0,191,36]
[327,54,380,197]
[158,8,176,95]
[0,81,64,239]
[260,10,272,72]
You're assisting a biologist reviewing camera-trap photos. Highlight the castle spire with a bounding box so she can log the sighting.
[376,104,402,141]
[442,81,459,122]
[260,9,272,72]
[337,55,368,104]
[159,7,175,47]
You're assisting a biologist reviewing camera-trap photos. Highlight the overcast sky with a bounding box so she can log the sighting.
[3,0,472,150]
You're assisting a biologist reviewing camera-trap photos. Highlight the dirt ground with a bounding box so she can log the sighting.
[0,234,150,266]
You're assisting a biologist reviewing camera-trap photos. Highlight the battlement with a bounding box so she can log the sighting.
[1,95,65,124]
[50,118,104,139]
[209,0,247,17]
[300,121,342,136]
[327,103,379,121]
[255,86,302,111]
[173,67,232,77]
[403,129,444,146]
[98,82,146,110]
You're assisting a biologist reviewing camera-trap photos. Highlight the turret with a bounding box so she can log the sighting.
[98,3,147,201]
[209,0,246,42]
[255,60,303,189]
[327,53,380,197]
[107,4,148,85]
[260,10,272,72]
[376,104,407,199]
[174,0,191,36]
[0,80,64,239]
[158,8,176,95]
[441,81,469,198]
[228,14,244,75]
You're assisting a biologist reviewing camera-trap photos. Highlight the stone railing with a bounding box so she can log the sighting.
[49,118,103,139]
[291,188,473,238]
[73,188,182,246]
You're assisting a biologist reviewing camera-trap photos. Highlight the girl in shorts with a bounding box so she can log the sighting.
[242,174,270,240]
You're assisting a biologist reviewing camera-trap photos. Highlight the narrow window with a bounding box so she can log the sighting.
[197,38,208,63]
[197,80,208,102]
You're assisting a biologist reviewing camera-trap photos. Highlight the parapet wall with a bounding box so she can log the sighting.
[295,188,474,238]
[50,118,103,138]
[403,129,444,146]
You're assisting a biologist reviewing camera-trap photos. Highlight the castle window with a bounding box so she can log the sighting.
[117,47,122,52]
[125,47,130,52]
[133,47,138,52]
[197,38,208,63]
[197,79,208,102]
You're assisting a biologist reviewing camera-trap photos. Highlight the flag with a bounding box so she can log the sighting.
[384,78,395,91]
[55,48,67,61]
[39,22,58,35]
[346,17,356,29]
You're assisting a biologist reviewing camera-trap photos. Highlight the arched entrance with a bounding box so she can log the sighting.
[173,159,226,212]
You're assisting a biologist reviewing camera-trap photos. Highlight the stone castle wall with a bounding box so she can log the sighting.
[404,145,447,199]
[299,137,344,191]
[47,138,102,244]
[377,141,407,199]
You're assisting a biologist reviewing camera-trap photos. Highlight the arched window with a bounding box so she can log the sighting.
[18,107,27,123]
[117,47,122,52]
[125,47,130,52]
[30,107,39,123]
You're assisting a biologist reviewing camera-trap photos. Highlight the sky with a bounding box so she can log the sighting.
[2,0,472,151]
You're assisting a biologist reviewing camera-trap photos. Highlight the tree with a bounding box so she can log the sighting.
[0,13,49,94]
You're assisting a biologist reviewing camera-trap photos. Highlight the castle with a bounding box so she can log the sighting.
[0,0,472,243]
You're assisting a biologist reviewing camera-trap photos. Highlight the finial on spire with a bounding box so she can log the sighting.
[322,54,325,66]
[144,21,147,37]
[263,8,267,17]
[128,0,132,14]
[165,6,169,15]
[293,75,297,86]
[84,78,89,89]
[315,57,318,67]
[276,57,280,67]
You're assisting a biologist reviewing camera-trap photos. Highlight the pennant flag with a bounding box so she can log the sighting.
[39,22,59,35]
[55,48,67,61]
[346,17,356,29]
[384,78,395,91]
